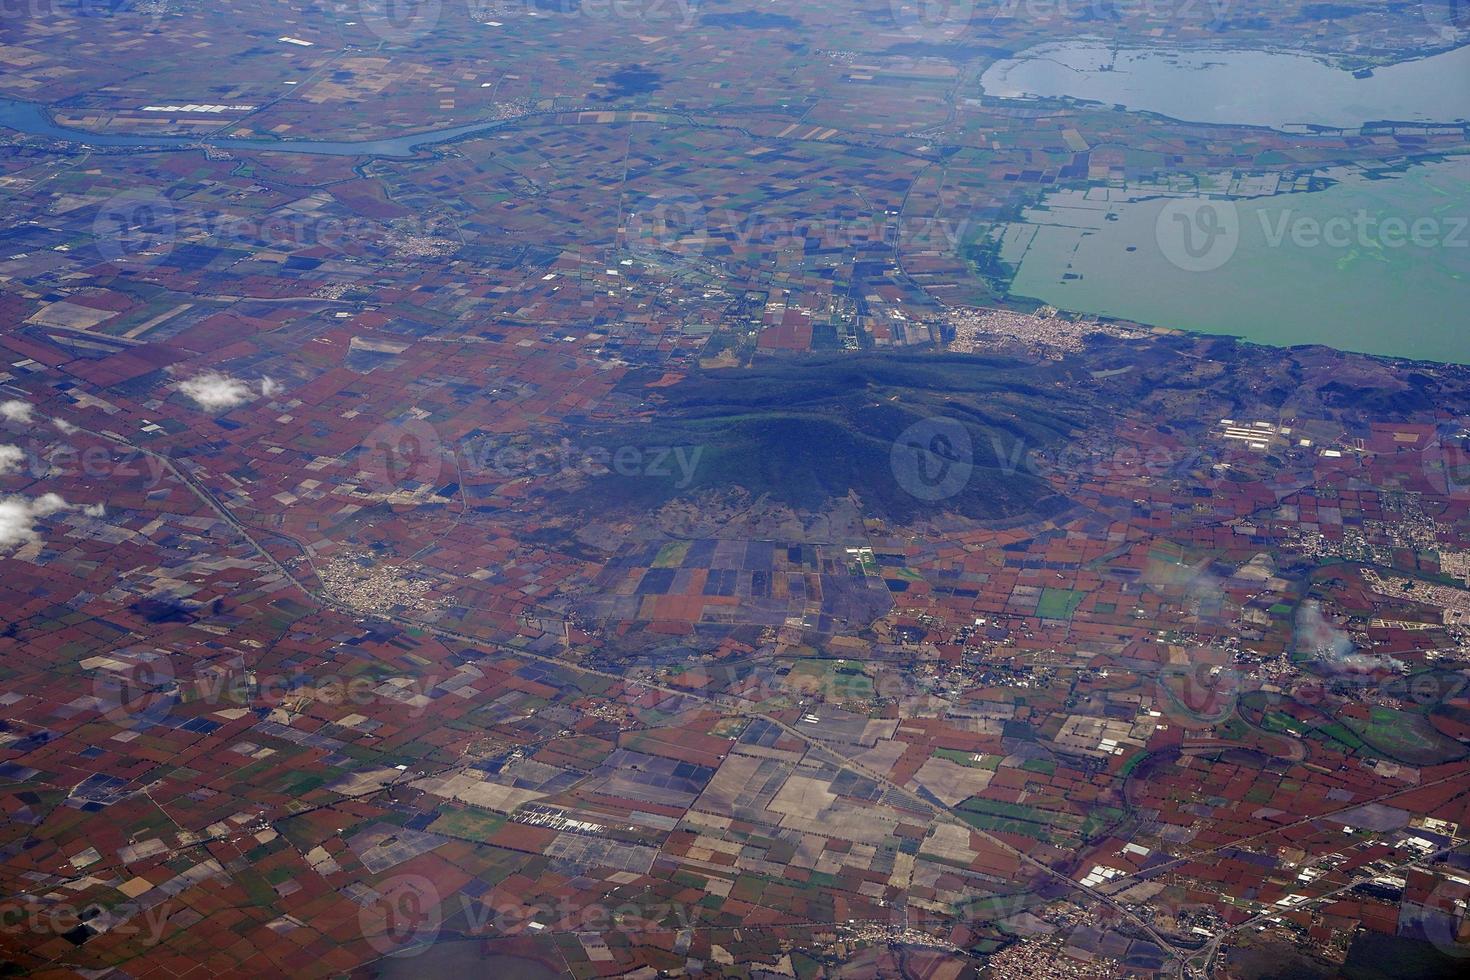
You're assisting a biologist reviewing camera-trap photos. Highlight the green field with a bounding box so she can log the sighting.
[1345,705,1467,766]
[1037,588,1085,620]
[428,807,508,841]
[933,748,1000,770]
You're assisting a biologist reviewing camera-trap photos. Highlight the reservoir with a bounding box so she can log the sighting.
[979,41,1470,131]
[998,155,1470,364]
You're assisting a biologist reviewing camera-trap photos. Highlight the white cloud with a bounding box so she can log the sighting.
[82,502,106,518]
[177,371,256,412]
[0,400,33,424]
[176,372,281,411]
[52,418,77,435]
[0,445,24,475]
[0,492,71,550]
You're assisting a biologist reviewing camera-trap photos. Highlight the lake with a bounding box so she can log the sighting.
[999,155,1470,363]
[7,46,1469,365]
[980,41,1470,130]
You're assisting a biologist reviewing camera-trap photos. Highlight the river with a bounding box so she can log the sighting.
[8,45,1470,364]
[0,98,518,158]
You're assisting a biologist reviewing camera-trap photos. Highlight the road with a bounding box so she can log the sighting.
[77,421,1195,969]
[1185,838,1470,978]
[80,419,1470,976]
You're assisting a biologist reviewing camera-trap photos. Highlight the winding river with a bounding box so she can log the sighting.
[0,98,518,158]
[6,39,1470,363]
